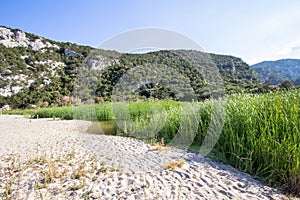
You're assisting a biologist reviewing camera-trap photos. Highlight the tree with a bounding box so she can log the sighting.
[281,80,294,90]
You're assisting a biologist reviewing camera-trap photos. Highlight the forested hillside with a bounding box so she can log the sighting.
[252,59,300,85]
[0,26,260,108]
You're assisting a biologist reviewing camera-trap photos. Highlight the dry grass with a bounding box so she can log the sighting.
[0,148,127,199]
[149,138,171,151]
[165,159,185,169]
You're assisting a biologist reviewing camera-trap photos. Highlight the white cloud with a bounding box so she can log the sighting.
[243,5,300,64]
[275,39,300,58]
[248,40,300,64]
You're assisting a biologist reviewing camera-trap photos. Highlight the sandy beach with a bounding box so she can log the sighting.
[0,115,295,199]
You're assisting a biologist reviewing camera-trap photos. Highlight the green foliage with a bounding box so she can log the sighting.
[219,90,299,195]
[0,27,267,109]
[1,32,261,109]
[281,80,295,89]
[94,50,259,102]
[2,26,299,196]
[6,89,299,195]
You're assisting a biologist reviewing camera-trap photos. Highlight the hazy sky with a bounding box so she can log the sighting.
[1,0,300,64]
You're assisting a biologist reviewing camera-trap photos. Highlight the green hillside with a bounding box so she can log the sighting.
[0,26,260,108]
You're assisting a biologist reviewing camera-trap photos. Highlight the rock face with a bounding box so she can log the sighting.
[0,26,59,50]
[0,26,119,105]
[87,54,119,70]
[64,49,77,56]
[0,74,34,97]
[0,26,89,103]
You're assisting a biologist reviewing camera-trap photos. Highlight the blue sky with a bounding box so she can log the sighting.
[1,0,300,64]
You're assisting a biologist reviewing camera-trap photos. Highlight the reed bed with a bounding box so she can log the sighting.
[3,89,299,195]
[219,91,299,195]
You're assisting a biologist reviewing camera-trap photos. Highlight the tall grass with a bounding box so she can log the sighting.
[218,91,299,195]
[3,90,299,195]
[2,109,35,116]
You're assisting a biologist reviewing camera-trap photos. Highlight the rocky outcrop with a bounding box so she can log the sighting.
[0,26,59,50]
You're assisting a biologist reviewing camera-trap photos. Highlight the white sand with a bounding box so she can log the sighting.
[0,115,295,199]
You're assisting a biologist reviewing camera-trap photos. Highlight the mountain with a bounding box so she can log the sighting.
[252,59,300,85]
[0,26,260,108]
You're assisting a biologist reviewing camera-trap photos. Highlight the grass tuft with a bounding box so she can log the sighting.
[165,159,185,169]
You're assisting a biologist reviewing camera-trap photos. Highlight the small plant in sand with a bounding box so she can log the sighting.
[35,155,48,165]
[81,189,93,199]
[43,160,58,183]
[165,159,185,169]
[87,156,99,173]
[110,167,119,172]
[66,149,76,160]
[35,180,48,190]
[70,179,87,191]
[5,176,13,198]
[100,166,108,173]
[150,137,170,151]
[72,162,87,179]
[2,155,24,198]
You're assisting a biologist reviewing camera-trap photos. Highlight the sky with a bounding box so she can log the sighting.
[1,0,300,64]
